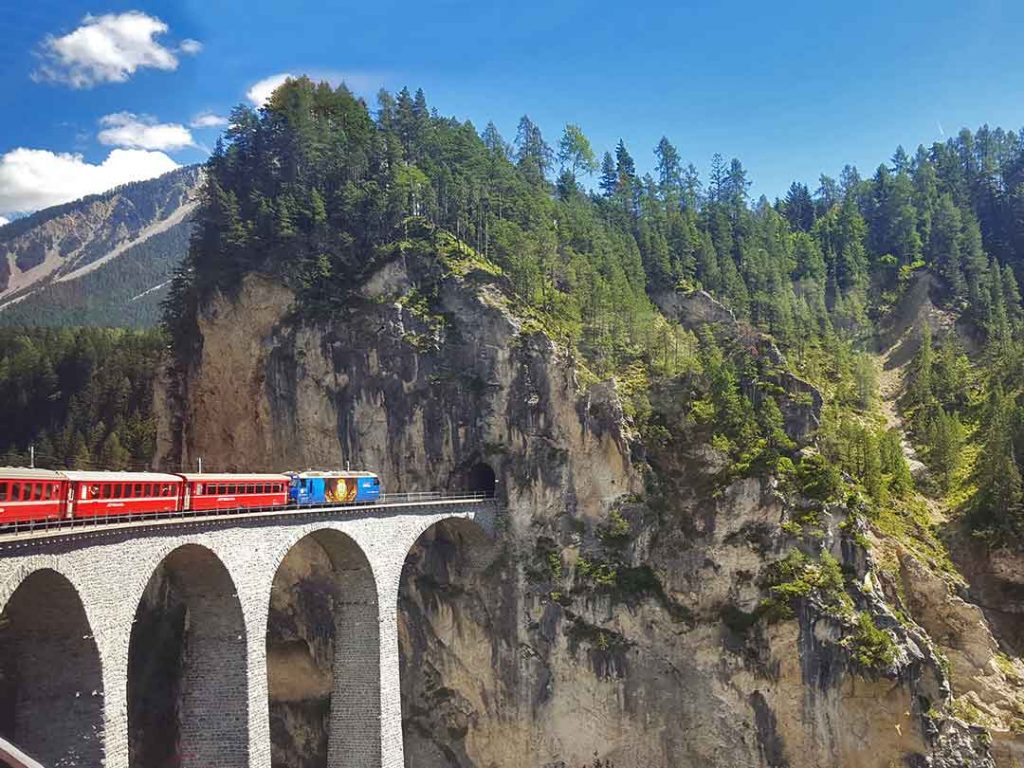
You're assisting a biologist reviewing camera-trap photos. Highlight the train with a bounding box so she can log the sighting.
[0,467,382,527]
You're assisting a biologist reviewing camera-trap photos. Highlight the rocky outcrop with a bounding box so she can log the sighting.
[653,289,823,445]
[156,237,1012,767]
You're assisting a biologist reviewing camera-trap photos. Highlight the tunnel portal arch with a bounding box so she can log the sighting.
[128,543,248,768]
[466,462,497,498]
[0,568,104,766]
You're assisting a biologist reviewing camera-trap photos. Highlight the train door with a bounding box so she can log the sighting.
[66,483,75,519]
[309,477,326,504]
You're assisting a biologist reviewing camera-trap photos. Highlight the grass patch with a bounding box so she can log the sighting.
[870,496,961,581]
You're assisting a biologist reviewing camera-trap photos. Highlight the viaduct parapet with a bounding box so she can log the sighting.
[0,500,498,767]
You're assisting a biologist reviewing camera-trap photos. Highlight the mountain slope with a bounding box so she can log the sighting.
[0,166,199,327]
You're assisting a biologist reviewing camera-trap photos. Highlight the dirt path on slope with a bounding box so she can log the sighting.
[875,330,946,522]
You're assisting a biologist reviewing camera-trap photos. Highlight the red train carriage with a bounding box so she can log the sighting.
[65,471,184,518]
[179,473,289,513]
[0,468,67,525]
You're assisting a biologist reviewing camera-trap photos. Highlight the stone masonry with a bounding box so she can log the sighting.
[0,501,497,767]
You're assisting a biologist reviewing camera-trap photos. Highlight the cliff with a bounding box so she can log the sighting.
[156,230,1023,767]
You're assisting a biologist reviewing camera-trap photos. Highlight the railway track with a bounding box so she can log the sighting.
[0,491,493,547]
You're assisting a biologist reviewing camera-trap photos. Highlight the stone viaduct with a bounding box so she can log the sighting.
[0,499,499,767]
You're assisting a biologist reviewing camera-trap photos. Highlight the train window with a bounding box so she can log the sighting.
[10,484,19,501]
[247,484,254,494]
[113,484,121,498]
[0,483,6,501]
[227,484,235,495]
[32,484,40,500]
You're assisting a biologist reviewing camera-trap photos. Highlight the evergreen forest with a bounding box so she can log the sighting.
[7,75,1024,550]
[161,77,1024,547]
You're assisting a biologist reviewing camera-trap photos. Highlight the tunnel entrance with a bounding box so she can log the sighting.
[128,545,247,768]
[267,529,379,768]
[466,462,497,498]
[0,569,104,766]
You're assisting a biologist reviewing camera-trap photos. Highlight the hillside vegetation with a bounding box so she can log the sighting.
[0,327,163,470]
[0,166,198,328]
[164,77,1024,548]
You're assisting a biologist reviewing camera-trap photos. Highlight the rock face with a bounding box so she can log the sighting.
[157,240,1014,767]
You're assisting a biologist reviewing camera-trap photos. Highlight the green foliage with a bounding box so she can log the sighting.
[758,550,853,622]
[844,611,897,672]
[154,84,1024,549]
[597,508,631,543]
[0,221,191,329]
[0,327,163,469]
[793,453,843,502]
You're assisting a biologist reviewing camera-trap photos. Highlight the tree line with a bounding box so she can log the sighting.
[163,76,1024,544]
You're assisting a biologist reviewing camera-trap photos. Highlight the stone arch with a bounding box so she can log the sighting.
[267,527,380,768]
[398,515,494,758]
[128,543,248,768]
[0,567,104,766]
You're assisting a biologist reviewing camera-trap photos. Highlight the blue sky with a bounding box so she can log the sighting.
[3,0,1024,219]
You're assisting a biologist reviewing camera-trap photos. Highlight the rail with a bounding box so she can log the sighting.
[0,737,45,768]
[0,491,494,543]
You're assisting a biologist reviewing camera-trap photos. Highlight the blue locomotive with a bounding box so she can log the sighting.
[287,470,382,505]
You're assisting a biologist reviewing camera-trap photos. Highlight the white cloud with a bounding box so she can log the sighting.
[0,148,178,216]
[0,216,8,227]
[178,38,203,55]
[190,112,228,129]
[98,112,194,151]
[34,12,199,88]
[247,73,294,106]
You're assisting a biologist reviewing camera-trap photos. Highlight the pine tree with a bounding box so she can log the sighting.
[681,164,702,210]
[98,432,130,470]
[654,136,683,204]
[880,428,913,497]
[514,115,552,185]
[784,182,815,232]
[973,387,1024,535]
[599,152,617,198]
[930,194,965,296]
[481,121,509,159]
